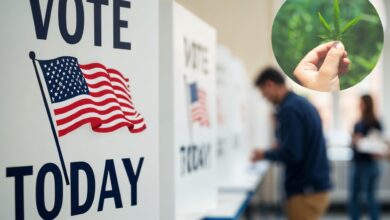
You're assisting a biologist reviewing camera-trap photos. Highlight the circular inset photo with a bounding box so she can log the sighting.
[272,0,384,92]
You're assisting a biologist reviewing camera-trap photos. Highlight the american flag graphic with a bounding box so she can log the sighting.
[189,83,210,127]
[36,56,146,137]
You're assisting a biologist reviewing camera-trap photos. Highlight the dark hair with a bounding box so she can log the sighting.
[254,67,286,87]
[360,94,378,126]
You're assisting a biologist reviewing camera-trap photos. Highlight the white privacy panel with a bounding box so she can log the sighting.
[160,2,218,219]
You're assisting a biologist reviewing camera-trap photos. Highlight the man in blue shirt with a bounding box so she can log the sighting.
[251,68,332,220]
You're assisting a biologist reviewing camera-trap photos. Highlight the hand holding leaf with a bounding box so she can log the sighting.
[293,41,351,92]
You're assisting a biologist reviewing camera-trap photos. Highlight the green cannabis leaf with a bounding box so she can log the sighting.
[318,0,361,40]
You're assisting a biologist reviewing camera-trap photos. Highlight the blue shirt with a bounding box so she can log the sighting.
[264,92,332,197]
[353,120,382,163]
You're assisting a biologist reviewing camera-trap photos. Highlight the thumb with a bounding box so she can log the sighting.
[319,41,345,78]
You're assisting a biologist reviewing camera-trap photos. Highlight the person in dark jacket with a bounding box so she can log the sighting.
[251,68,332,220]
[349,94,383,220]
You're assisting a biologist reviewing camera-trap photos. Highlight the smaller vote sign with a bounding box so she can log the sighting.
[159,2,218,219]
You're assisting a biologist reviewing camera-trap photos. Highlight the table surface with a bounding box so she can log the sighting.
[176,161,270,220]
[202,161,269,220]
[218,161,269,193]
[202,191,250,219]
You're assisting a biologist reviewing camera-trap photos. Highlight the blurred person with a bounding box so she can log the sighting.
[349,94,383,220]
[251,68,332,220]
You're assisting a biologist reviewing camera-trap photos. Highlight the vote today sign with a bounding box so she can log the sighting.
[0,1,159,219]
[160,2,218,219]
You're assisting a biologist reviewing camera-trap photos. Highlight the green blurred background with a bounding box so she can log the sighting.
[272,0,384,90]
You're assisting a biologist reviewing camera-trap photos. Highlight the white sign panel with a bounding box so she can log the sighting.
[160,2,218,219]
[0,1,159,219]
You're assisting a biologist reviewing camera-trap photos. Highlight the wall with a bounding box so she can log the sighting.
[175,0,273,78]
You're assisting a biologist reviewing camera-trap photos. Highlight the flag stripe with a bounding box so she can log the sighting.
[191,87,210,127]
[58,114,144,136]
[55,102,135,120]
[58,117,101,137]
[54,96,134,115]
[56,105,138,125]
[83,72,129,90]
[57,111,144,132]
[80,63,130,82]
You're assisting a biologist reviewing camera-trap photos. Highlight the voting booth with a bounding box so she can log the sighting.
[215,46,255,188]
[0,1,159,219]
[160,2,218,220]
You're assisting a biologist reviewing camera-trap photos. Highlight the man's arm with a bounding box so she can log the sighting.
[264,108,304,163]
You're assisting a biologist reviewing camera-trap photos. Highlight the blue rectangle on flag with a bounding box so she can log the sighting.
[38,56,89,104]
[190,83,198,103]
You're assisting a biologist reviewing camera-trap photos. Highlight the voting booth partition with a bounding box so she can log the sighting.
[160,2,219,220]
[200,47,271,220]
[0,1,159,219]
[215,46,255,189]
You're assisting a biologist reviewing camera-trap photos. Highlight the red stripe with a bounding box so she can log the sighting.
[112,85,132,99]
[58,117,101,137]
[80,63,129,82]
[58,107,143,127]
[85,77,131,99]
[88,90,115,98]
[88,112,144,125]
[56,105,137,126]
[107,68,130,82]
[110,77,129,91]
[80,63,107,70]
[192,108,208,113]
[58,114,145,136]
[91,90,132,106]
[88,90,132,104]
[114,93,133,105]
[117,101,134,110]
[192,117,209,126]
[84,71,129,95]
[83,71,110,80]
[87,80,111,89]
[192,115,208,121]
[86,82,131,98]
[54,97,134,115]
[93,121,146,133]
[86,91,132,105]
[92,121,133,133]
[130,124,147,133]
